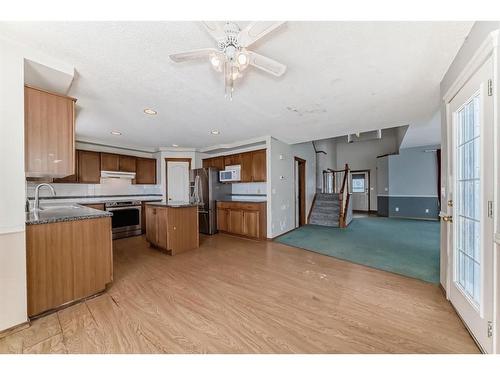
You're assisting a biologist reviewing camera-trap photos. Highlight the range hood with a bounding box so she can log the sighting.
[101,170,136,179]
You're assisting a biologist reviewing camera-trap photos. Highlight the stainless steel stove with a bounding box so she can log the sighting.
[105,200,142,239]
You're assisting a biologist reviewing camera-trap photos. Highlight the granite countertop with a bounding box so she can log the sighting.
[218,198,267,203]
[26,202,112,225]
[145,201,199,208]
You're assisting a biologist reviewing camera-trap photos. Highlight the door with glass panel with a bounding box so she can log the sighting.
[350,171,369,211]
[449,57,494,353]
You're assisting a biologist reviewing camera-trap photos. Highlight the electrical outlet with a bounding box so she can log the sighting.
[395,207,399,212]
[425,209,429,213]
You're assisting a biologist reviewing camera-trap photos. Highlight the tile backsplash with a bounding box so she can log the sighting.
[26,178,162,198]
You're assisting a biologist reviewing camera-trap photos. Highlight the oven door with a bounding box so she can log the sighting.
[107,206,142,239]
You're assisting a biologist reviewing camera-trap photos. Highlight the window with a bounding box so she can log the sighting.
[352,174,365,193]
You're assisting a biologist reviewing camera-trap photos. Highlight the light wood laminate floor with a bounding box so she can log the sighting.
[0,234,479,353]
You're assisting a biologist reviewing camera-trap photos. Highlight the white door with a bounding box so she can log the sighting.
[448,57,494,353]
[350,172,369,211]
[167,161,190,202]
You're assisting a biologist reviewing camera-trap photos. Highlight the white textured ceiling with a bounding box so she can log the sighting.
[0,21,472,150]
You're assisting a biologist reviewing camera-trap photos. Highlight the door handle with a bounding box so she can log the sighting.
[441,215,453,223]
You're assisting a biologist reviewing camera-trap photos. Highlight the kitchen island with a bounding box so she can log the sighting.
[145,202,199,255]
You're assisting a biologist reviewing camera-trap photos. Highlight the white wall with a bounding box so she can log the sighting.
[335,128,398,210]
[314,138,337,191]
[0,37,28,331]
[267,138,316,238]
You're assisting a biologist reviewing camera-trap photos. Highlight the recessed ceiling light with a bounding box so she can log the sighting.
[110,131,122,135]
[172,144,179,147]
[211,130,220,135]
[144,108,157,115]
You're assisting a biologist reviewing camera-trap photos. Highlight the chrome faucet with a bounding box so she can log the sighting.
[34,183,56,210]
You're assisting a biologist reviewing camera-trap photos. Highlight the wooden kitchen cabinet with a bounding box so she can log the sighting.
[216,201,267,240]
[53,153,78,183]
[78,150,101,183]
[224,154,242,167]
[240,152,253,182]
[100,153,120,171]
[145,205,199,255]
[24,85,76,178]
[202,156,225,170]
[216,208,229,232]
[119,155,136,173]
[251,149,267,182]
[26,217,112,317]
[136,157,157,184]
[202,149,266,182]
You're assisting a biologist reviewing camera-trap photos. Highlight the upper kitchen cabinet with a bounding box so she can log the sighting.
[135,157,157,184]
[202,156,224,170]
[100,153,120,171]
[78,150,101,183]
[251,149,267,182]
[240,152,253,182]
[24,85,76,178]
[224,154,241,167]
[119,155,136,173]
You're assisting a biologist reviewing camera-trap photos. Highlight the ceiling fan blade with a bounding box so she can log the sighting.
[248,51,287,77]
[201,21,226,42]
[169,48,218,63]
[238,21,286,48]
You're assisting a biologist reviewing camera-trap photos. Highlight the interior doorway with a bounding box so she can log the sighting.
[350,170,370,212]
[294,157,306,227]
[165,158,191,202]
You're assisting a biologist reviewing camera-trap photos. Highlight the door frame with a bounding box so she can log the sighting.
[350,169,371,212]
[165,158,192,202]
[442,30,499,353]
[294,157,306,227]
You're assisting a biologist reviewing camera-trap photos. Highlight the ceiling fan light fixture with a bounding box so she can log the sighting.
[237,51,248,67]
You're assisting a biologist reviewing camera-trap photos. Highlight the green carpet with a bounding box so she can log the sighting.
[276,217,440,283]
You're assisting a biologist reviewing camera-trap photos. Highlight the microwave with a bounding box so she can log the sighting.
[219,165,241,182]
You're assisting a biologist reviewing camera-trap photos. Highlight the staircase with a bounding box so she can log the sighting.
[309,194,341,227]
[308,163,352,228]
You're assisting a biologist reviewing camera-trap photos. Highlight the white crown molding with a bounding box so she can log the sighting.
[198,136,268,154]
[443,29,499,103]
[156,147,197,152]
[76,137,157,153]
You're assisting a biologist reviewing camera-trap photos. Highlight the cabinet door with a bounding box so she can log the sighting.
[203,156,225,170]
[156,208,167,249]
[136,158,157,184]
[53,150,78,183]
[224,154,241,167]
[101,153,120,171]
[145,206,157,245]
[119,155,136,172]
[217,208,228,231]
[228,209,244,235]
[78,150,101,183]
[251,150,267,182]
[240,152,253,182]
[24,86,76,178]
[243,211,260,239]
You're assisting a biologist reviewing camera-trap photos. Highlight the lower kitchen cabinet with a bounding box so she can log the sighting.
[145,205,199,255]
[216,201,266,240]
[26,217,113,317]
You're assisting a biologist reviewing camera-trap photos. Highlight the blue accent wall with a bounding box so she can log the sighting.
[378,196,439,219]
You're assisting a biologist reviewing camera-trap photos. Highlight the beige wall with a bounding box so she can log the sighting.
[0,37,28,331]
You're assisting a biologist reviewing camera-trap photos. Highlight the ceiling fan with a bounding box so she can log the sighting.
[169,21,287,100]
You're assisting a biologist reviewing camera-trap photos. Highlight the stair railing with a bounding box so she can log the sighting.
[338,164,351,228]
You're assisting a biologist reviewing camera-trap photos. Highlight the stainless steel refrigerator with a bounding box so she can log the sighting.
[189,167,231,234]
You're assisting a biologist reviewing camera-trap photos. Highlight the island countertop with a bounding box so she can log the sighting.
[145,201,199,208]
[26,202,112,225]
